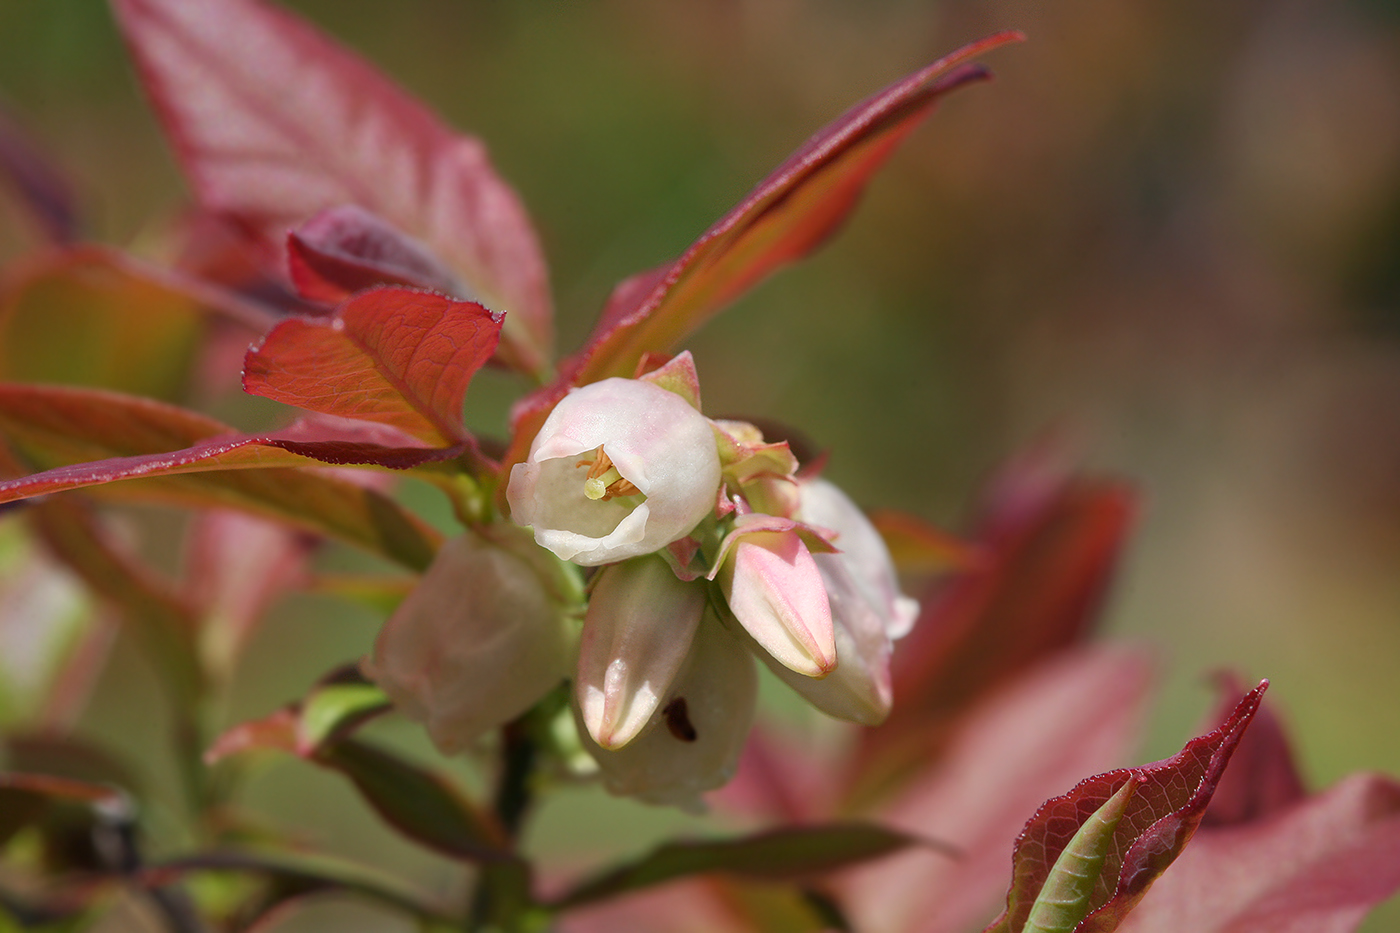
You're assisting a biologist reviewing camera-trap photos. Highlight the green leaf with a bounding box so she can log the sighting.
[295,682,391,756]
[0,247,204,401]
[550,822,931,910]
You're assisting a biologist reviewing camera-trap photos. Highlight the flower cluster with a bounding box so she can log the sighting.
[368,352,918,806]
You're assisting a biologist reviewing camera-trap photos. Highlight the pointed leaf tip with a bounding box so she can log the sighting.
[984,681,1268,933]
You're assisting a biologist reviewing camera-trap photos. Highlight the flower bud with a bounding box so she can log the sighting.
[576,556,706,750]
[580,612,757,810]
[362,528,574,754]
[507,378,722,566]
[762,478,920,724]
[714,516,836,677]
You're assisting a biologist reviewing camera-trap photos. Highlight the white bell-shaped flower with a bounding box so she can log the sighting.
[362,528,574,754]
[507,378,721,566]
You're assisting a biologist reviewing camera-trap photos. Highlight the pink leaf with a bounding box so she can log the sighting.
[111,0,552,373]
[242,287,502,446]
[838,646,1154,933]
[1118,772,1400,933]
[982,682,1269,933]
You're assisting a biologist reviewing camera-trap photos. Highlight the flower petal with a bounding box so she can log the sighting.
[362,529,572,753]
[508,378,721,566]
[720,529,835,676]
[577,557,707,750]
[580,612,758,810]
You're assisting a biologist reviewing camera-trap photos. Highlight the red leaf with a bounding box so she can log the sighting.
[1118,772,1400,933]
[560,31,1020,385]
[287,205,464,305]
[504,32,1021,484]
[857,460,1137,791]
[111,0,552,374]
[242,287,501,447]
[0,383,442,570]
[982,681,1268,933]
[1199,672,1307,828]
[837,647,1154,933]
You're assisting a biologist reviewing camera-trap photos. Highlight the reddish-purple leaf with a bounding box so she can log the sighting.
[287,205,464,304]
[564,32,1021,385]
[836,647,1154,933]
[1117,772,1400,933]
[982,682,1269,933]
[503,32,1021,486]
[110,0,553,374]
[0,384,442,570]
[0,105,79,245]
[1200,672,1307,828]
[243,287,501,447]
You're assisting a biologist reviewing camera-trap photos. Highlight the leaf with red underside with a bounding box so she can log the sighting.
[1199,672,1306,828]
[566,32,1021,385]
[503,32,1022,479]
[110,0,552,374]
[243,287,501,447]
[288,205,464,305]
[1116,771,1400,933]
[0,384,441,570]
[982,681,1268,933]
[863,459,1137,786]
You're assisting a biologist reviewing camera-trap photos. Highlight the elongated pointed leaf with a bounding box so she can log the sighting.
[983,682,1268,933]
[551,823,931,910]
[1116,772,1400,933]
[565,32,1020,385]
[146,849,452,925]
[243,287,501,446]
[207,680,505,864]
[504,32,1021,477]
[0,384,440,570]
[110,0,552,374]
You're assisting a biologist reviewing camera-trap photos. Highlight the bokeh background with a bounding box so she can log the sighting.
[1,0,1398,929]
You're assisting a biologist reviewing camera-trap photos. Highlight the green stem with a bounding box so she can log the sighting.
[465,718,539,931]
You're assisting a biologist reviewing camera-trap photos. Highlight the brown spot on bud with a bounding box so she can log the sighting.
[663,697,698,742]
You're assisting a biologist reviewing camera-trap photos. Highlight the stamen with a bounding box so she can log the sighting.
[578,446,641,501]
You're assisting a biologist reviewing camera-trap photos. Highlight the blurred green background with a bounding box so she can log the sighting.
[1,0,1398,929]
